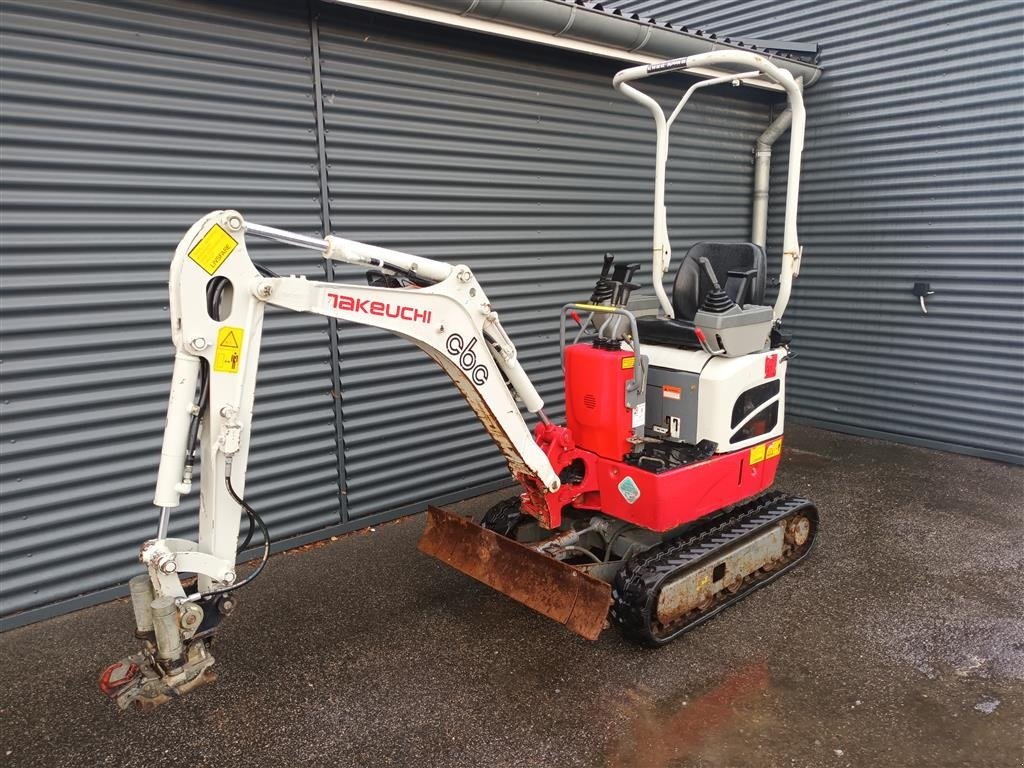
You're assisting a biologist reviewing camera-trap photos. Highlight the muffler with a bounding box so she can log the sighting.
[418,506,612,640]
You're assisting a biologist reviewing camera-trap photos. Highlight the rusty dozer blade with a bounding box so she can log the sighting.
[418,506,613,641]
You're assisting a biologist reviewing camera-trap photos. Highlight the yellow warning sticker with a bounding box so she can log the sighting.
[188,224,237,275]
[749,443,766,465]
[214,326,243,374]
[622,357,635,370]
[766,438,783,459]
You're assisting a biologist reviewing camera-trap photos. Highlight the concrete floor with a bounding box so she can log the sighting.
[1,425,1022,768]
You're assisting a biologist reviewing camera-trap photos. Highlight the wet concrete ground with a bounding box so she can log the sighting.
[1,425,1022,767]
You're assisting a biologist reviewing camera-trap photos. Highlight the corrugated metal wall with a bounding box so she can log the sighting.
[0,0,781,626]
[0,0,341,622]
[316,5,770,517]
[609,0,1024,463]
[3,0,1018,627]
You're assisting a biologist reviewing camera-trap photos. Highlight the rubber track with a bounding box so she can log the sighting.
[610,491,818,646]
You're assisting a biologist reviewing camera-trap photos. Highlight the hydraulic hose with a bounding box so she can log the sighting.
[194,459,270,599]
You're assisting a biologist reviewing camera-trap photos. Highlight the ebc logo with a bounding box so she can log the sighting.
[326,292,432,324]
[445,333,489,386]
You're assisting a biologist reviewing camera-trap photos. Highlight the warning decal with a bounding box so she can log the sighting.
[214,326,243,374]
[663,385,681,401]
[766,438,783,459]
[749,443,766,465]
[188,224,237,275]
[621,356,635,370]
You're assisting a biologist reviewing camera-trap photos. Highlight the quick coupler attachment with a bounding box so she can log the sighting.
[99,640,217,711]
[99,575,221,711]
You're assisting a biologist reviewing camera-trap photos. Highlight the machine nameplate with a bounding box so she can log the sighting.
[214,326,243,373]
[631,403,646,428]
[188,225,237,275]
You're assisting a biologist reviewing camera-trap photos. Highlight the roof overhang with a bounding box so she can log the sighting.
[329,0,822,91]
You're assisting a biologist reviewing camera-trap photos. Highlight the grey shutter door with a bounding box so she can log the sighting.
[316,7,773,518]
[607,0,1024,463]
[0,0,341,622]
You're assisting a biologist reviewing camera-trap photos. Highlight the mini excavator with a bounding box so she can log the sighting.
[100,51,818,710]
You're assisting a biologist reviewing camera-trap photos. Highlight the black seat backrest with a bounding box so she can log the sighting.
[671,242,767,320]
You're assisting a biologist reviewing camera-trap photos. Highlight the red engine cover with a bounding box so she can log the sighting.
[564,343,635,461]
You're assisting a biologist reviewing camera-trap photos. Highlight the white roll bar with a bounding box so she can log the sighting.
[614,51,806,321]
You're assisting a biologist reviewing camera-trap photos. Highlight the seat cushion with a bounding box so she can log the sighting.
[636,316,703,350]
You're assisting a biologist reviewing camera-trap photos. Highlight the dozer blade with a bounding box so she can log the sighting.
[418,506,613,641]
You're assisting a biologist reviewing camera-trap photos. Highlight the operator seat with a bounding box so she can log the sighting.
[672,242,767,320]
[636,241,767,349]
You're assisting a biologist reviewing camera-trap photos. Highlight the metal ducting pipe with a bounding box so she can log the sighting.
[751,107,793,248]
[343,0,822,88]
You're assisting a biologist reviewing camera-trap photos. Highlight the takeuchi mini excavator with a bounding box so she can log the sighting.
[100,51,819,710]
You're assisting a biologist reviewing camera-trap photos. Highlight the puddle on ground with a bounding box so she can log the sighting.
[604,661,771,768]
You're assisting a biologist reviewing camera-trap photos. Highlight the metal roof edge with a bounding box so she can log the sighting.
[328,0,823,89]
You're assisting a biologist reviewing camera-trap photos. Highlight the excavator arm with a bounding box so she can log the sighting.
[100,210,560,709]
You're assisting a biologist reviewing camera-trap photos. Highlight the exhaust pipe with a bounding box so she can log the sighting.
[751,107,793,249]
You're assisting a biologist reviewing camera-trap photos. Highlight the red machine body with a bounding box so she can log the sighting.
[529,342,782,532]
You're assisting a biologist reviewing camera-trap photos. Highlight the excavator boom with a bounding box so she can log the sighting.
[101,210,566,710]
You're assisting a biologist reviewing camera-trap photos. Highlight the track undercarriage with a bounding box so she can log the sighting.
[419,491,817,645]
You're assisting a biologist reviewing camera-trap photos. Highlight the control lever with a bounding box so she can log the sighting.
[725,268,758,307]
[600,252,615,277]
[612,262,641,306]
[693,327,726,357]
[589,253,618,306]
[692,258,732,356]
[697,258,736,314]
